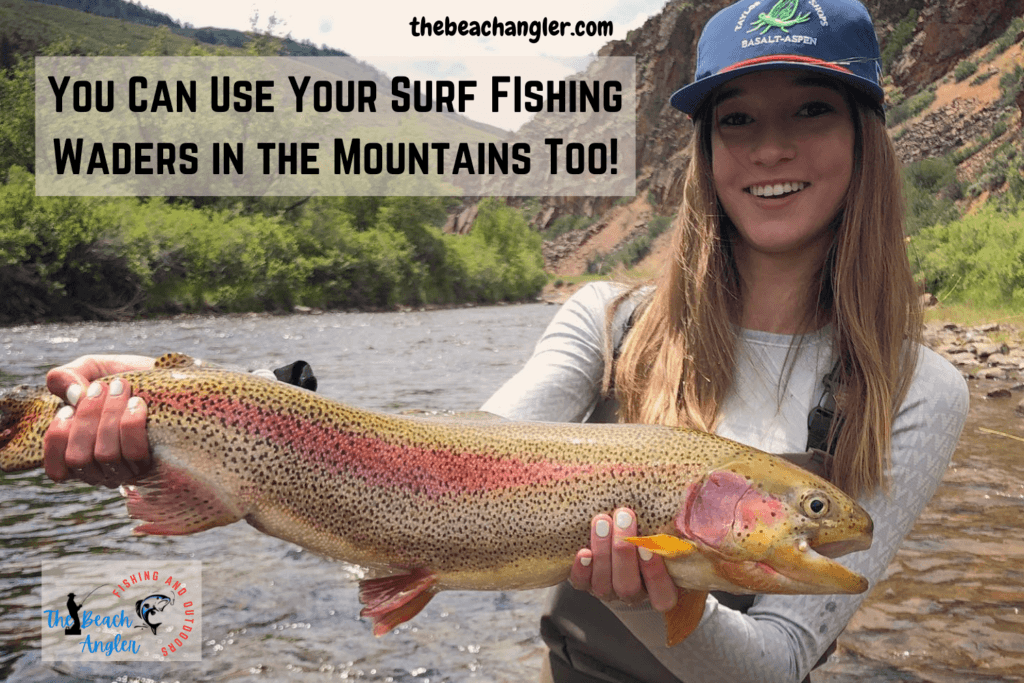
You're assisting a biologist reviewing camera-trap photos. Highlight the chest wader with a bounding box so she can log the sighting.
[539,321,843,683]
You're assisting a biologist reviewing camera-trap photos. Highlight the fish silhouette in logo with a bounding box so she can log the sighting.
[135,594,173,635]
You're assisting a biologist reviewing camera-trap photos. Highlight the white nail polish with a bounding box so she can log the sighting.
[615,510,632,529]
[66,384,83,406]
[127,397,143,413]
[580,556,592,567]
[87,382,102,399]
[638,548,654,562]
[56,405,75,420]
[109,379,124,397]
[595,519,611,538]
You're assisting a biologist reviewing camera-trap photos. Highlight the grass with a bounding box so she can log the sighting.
[0,0,216,56]
[924,303,1024,335]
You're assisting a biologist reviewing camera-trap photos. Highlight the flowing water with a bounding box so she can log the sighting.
[0,304,1021,682]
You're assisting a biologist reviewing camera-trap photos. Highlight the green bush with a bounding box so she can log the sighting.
[953,59,978,83]
[0,167,144,321]
[0,173,547,320]
[881,9,917,74]
[542,213,595,241]
[998,64,1024,108]
[913,201,1024,306]
[982,16,1024,62]
[888,88,936,126]
[902,156,962,236]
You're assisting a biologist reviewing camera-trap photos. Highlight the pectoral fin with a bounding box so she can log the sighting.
[358,569,438,636]
[663,589,708,647]
[624,534,697,559]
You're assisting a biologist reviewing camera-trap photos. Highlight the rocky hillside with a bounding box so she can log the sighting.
[448,0,1024,279]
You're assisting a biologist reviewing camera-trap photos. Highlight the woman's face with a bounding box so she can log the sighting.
[710,70,855,263]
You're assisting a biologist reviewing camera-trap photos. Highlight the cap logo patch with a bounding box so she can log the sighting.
[748,0,812,34]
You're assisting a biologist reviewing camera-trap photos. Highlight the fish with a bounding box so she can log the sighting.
[135,594,174,635]
[0,353,873,646]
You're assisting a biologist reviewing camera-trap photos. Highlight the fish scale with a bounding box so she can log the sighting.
[1,352,873,645]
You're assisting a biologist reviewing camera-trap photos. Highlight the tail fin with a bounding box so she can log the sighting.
[0,386,60,472]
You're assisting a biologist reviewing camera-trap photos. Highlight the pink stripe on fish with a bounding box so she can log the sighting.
[141,390,629,498]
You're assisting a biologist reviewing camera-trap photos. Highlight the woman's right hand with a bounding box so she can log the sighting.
[43,355,155,487]
[568,507,680,612]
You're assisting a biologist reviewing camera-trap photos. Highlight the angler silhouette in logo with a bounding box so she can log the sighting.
[64,593,83,635]
[135,594,174,635]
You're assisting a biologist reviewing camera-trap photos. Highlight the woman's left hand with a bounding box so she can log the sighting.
[568,507,679,612]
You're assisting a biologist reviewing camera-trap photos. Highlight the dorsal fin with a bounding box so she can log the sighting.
[154,353,200,370]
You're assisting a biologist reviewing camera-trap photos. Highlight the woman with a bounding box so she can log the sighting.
[44,0,968,680]
[478,0,968,681]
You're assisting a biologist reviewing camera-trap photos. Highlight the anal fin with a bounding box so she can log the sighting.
[358,568,438,636]
[663,589,708,647]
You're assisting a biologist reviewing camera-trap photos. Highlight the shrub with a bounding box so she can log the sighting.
[912,201,1024,306]
[902,156,961,236]
[953,59,978,83]
[888,88,935,126]
[881,9,917,74]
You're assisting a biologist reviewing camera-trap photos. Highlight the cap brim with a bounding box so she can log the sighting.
[670,60,884,117]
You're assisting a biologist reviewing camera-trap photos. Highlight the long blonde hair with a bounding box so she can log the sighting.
[606,93,921,496]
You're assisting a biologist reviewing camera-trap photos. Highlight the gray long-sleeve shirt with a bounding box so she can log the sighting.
[481,282,969,683]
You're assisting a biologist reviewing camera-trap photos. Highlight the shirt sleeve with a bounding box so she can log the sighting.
[608,347,970,682]
[480,281,629,423]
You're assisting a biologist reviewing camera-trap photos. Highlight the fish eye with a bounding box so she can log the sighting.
[802,493,830,518]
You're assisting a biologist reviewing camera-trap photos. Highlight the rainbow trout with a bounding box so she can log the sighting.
[0,353,872,645]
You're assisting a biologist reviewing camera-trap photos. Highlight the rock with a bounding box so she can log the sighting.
[986,388,1012,399]
[972,342,1009,358]
[890,0,1024,92]
[975,367,1006,379]
[985,352,1015,366]
[1017,399,1024,416]
[920,292,938,307]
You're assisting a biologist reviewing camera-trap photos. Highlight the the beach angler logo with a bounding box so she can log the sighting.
[42,561,202,662]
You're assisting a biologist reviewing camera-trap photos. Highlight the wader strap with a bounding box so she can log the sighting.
[805,359,842,455]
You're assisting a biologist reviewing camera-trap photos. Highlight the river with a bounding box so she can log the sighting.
[1,303,1021,682]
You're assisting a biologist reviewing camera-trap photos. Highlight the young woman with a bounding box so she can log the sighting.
[478,1,968,681]
[44,1,968,681]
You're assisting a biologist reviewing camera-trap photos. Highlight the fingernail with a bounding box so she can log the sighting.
[615,510,633,529]
[580,556,592,567]
[109,379,124,397]
[56,405,75,420]
[638,548,654,562]
[595,519,611,538]
[127,397,143,413]
[87,382,103,399]
[66,384,83,406]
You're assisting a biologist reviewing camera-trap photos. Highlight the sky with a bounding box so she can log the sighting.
[134,0,674,128]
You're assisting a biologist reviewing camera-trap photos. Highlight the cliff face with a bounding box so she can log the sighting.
[890,0,1024,91]
[472,0,1023,266]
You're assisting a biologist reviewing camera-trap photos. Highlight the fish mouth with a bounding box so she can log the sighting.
[708,537,869,595]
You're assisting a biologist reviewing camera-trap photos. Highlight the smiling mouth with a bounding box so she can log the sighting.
[745,181,808,198]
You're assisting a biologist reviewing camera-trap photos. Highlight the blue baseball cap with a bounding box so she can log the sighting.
[670,0,884,116]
